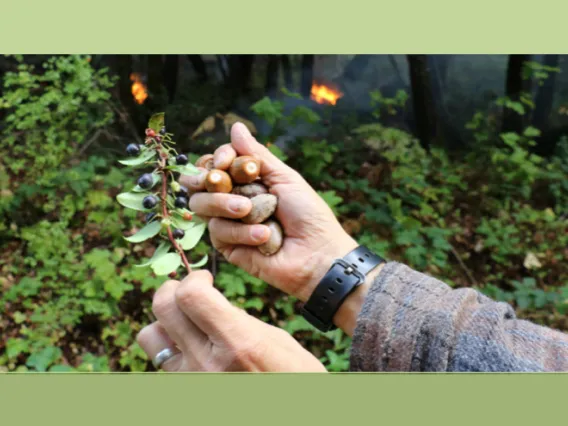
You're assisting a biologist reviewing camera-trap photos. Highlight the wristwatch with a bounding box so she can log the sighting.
[301,246,385,332]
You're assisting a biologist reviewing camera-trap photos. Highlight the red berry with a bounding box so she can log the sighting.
[155,135,162,142]
[168,271,177,279]
[145,128,156,137]
[183,212,193,221]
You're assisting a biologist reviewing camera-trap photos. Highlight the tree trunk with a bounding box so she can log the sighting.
[532,54,559,132]
[146,55,168,114]
[187,55,208,82]
[429,55,452,106]
[163,55,179,104]
[300,54,315,98]
[501,54,532,134]
[111,55,135,109]
[227,55,255,100]
[407,54,439,150]
[280,55,293,90]
[265,55,280,95]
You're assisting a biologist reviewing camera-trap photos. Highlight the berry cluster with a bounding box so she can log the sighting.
[117,113,207,278]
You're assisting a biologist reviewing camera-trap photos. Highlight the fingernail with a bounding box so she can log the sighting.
[188,171,206,187]
[251,225,268,241]
[214,152,227,169]
[228,197,249,214]
[235,122,250,138]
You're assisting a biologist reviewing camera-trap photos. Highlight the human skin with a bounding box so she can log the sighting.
[137,122,382,371]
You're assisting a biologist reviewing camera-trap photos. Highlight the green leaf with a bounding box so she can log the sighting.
[124,220,162,243]
[179,222,207,250]
[168,164,200,176]
[136,242,170,268]
[151,252,182,276]
[6,338,29,359]
[171,215,196,231]
[523,126,541,138]
[267,144,288,162]
[132,172,161,192]
[118,149,156,166]
[26,346,63,372]
[190,254,208,268]
[116,192,152,212]
[148,112,165,132]
[280,87,303,99]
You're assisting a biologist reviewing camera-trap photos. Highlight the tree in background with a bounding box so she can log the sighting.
[407,54,439,150]
[501,54,532,134]
[533,54,560,132]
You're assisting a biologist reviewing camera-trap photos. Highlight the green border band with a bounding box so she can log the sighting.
[2,0,568,53]
[1,374,566,424]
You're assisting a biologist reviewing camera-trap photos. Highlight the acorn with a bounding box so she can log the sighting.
[231,182,269,199]
[205,169,233,193]
[195,154,215,170]
[258,219,283,256]
[229,156,261,184]
[242,194,277,224]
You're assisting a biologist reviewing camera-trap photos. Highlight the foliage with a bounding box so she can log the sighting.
[114,113,205,278]
[2,56,568,373]
[0,55,116,187]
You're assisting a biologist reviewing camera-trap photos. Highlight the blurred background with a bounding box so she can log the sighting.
[0,54,567,372]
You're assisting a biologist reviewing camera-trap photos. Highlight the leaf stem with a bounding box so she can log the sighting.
[157,146,191,274]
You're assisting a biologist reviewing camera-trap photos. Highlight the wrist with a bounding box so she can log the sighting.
[332,263,383,336]
[298,235,359,302]
[300,237,385,337]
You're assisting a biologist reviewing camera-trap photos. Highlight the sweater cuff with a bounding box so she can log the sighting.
[349,261,452,371]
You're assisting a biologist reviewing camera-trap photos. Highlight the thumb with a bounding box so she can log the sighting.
[230,122,300,185]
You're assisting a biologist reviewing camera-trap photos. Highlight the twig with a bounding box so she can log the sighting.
[424,217,478,287]
[75,129,102,158]
[157,150,191,273]
[449,244,478,287]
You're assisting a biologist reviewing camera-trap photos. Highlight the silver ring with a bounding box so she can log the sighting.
[152,347,180,369]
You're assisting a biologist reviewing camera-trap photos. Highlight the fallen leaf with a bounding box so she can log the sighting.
[191,115,216,139]
[523,252,542,270]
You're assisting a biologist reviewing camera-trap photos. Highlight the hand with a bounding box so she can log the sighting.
[181,123,359,303]
[137,270,327,372]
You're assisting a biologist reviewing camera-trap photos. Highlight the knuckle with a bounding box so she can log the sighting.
[230,224,243,243]
[152,280,178,316]
[175,280,208,309]
[136,325,154,347]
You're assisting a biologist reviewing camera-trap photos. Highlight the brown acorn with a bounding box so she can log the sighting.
[258,219,283,256]
[242,194,277,224]
[231,182,269,199]
[205,169,233,193]
[195,154,214,170]
[229,156,261,184]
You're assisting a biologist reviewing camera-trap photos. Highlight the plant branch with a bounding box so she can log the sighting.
[157,149,191,273]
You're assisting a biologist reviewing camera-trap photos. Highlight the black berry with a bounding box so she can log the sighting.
[142,195,158,209]
[126,143,141,156]
[145,212,156,222]
[172,228,185,239]
[174,196,188,209]
[160,127,166,135]
[176,185,189,197]
[176,154,189,165]
[138,173,153,189]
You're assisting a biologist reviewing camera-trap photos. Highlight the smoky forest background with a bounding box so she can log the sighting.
[0,54,567,372]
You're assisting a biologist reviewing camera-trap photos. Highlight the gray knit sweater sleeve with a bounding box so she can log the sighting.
[349,262,568,372]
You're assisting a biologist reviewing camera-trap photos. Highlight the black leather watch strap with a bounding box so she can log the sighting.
[301,246,385,332]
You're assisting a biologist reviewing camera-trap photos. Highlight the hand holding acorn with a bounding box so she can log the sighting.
[190,151,283,255]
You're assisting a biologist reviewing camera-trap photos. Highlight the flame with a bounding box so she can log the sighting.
[310,82,343,105]
[130,73,148,105]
